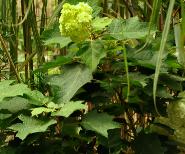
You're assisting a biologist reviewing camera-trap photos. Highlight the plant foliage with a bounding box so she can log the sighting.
[0,0,185,153]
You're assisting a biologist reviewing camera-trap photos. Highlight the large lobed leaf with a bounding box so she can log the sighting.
[108,16,155,40]
[0,80,30,101]
[0,97,31,113]
[9,115,56,140]
[48,64,92,104]
[81,111,120,138]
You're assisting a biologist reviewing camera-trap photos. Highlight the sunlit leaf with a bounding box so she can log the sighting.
[51,101,87,117]
[0,97,31,113]
[92,17,112,31]
[31,107,55,116]
[0,80,30,101]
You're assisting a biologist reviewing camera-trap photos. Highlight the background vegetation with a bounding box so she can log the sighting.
[0,0,185,153]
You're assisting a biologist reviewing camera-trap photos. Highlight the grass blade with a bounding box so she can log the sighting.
[153,0,175,116]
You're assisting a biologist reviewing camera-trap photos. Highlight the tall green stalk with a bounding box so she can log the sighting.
[153,0,175,116]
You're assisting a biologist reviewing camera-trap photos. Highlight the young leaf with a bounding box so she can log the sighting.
[51,101,87,117]
[9,115,56,140]
[31,107,55,116]
[81,111,120,138]
[48,64,92,104]
[92,17,112,31]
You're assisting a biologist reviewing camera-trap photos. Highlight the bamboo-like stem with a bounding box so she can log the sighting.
[0,33,21,82]
[103,0,108,15]
[31,2,44,66]
[1,0,7,32]
[21,0,33,86]
[9,0,18,79]
[0,0,33,27]
[40,0,47,35]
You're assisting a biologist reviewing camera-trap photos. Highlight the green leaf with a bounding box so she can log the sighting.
[87,0,102,17]
[81,40,106,71]
[0,113,12,120]
[92,17,112,31]
[48,64,92,104]
[31,107,55,116]
[134,133,166,154]
[156,91,185,144]
[174,23,185,67]
[0,80,30,101]
[44,36,71,48]
[35,56,72,73]
[51,101,87,117]
[9,115,56,140]
[108,16,155,40]
[41,23,72,47]
[127,72,149,87]
[0,147,16,154]
[24,90,48,106]
[0,97,31,113]
[62,122,82,137]
[81,111,120,138]
[47,102,60,109]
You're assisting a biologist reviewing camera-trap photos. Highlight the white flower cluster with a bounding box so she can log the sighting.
[59,2,93,42]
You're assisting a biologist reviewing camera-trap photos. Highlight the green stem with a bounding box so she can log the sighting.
[123,46,130,102]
